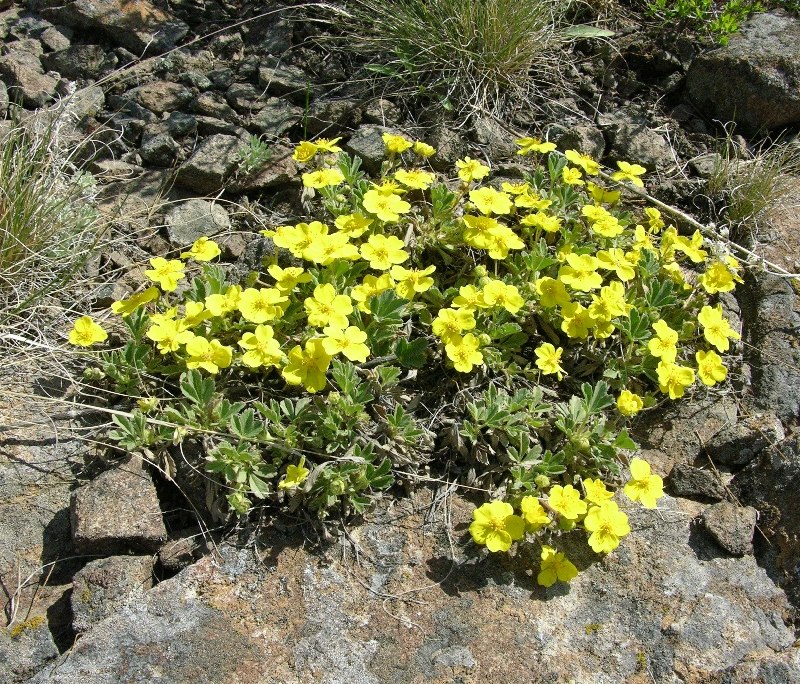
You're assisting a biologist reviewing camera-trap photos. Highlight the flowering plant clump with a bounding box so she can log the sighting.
[71,130,742,584]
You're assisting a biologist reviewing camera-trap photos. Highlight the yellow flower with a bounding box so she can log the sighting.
[520,211,562,233]
[587,181,620,205]
[304,283,353,328]
[673,230,708,263]
[562,166,585,186]
[456,157,490,183]
[582,204,624,238]
[238,287,287,324]
[584,501,631,553]
[647,319,679,363]
[444,333,484,373]
[514,137,556,155]
[468,187,513,215]
[537,545,579,587]
[321,325,371,362]
[302,168,345,189]
[697,304,740,352]
[360,234,409,270]
[623,457,664,509]
[560,302,596,340]
[596,248,636,282]
[611,160,647,187]
[564,149,599,175]
[69,316,108,346]
[238,325,284,368]
[315,137,343,153]
[390,264,436,300]
[462,215,524,259]
[271,221,329,260]
[413,140,436,157]
[582,479,614,506]
[547,484,587,521]
[362,189,411,222]
[535,277,571,308]
[452,284,488,311]
[180,236,221,261]
[589,281,630,321]
[278,458,310,490]
[281,339,331,393]
[644,206,664,233]
[180,301,211,328]
[334,212,373,238]
[144,257,185,292]
[535,343,565,380]
[520,496,551,530]
[351,273,394,312]
[205,285,241,317]
[469,501,525,552]
[394,168,435,190]
[656,360,695,399]
[111,287,160,316]
[698,259,743,294]
[482,280,525,314]
[616,389,644,416]
[696,349,727,386]
[185,337,233,374]
[432,308,476,343]
[292,140,318,162]
[303,232,360,265]
[382,132,413,154]
[558,253,603,292]
[267,265,312,292]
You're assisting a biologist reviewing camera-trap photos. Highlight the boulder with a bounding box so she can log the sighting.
[70,456,167,555]
[126,81,194,115]
[164,199,231,246]
[41,44,106,80]
[249,97,302,138]
[0,617,59,684]
[667,463,727,501]
[700,501,758,556]
[686,11,800,135]
[175,134,244,194]
[0,50,57,108]
[702,413,785,467]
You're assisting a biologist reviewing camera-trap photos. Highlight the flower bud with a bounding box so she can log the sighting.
[534,474,551,490]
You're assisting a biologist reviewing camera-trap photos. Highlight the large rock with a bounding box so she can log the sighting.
[0,617,59,684]
[175,134,244,194]
[0,50,58,108]
[249,97,302,138]
[26,489,800,683]
[686,11,800,135]
[41,44,107,80]
[701,501,758,556]
[70,456,167,555]
[164,199,231,246]
[32,0,189,55]
[126,81,194,115]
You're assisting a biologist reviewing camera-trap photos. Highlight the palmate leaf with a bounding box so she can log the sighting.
[581,381,614,415]
[180,369,215,407]
[619,307,651,343]
[394,337,427,368]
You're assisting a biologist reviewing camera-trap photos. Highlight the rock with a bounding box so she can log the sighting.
[607,121,672,171]
[175,134,244,194]
[25,491,800,683]
[139,125,178,167]
[426,123,467,172]
[62,84,105,121]
[41,44,106,80]
[362,98,400,127]
[343,124,391,174]
[71,555,155,634]
[207,68,233,90]
[126,81,193,115]
[701,501,758,556]
[70,456,167,555]
[158,532,205,574]
[0,617,59,684]
[242,14,293,54]
[195,115,244,137]
[0,79,8,114]
[305,97,362,136]
[667,463,727,501]
[105,94,158,123]
[473,115,516,159]
[686,11,800,135]
[258,55,312,102]
[179,71,211,90]
[0,50,58,108]
[164,199,231,246]
[39,24,71,51]
[732,431,800,607]
[249,97,302,138]
[33,0,189,55]
[689,151,722,178]
[227,143,299,193]
[89,159,144,181]
[550,124,606,159]
[163,111,196,138]
[702,413,785,467]
[190,92,239,122]
[225,82,264,113]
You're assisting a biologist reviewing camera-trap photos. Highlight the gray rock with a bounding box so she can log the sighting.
[668,463,727,501]
[249,97,302,138]
[737,270,800,423]
[139,126,178,167]
[227,143,299,193]
[362,98,400,127]
[258,56,312,101]
[164,111,197,138]
[0,617,59,684]
[63,85,105,121]
[195,115,244,137]
[165,199,231,246]
[426,123,467,172]
[207,68,233,90]
[608,121,672,171]
[701,501,758,556]
[33,0,189,55]
[178,71,212,90]
[126,81,193,115]
[703,413,785,467]
[551,124,606,159]
[732,431,800,607]
[105,95,158,123]
[343,124,391,174]
[70,456,167,555]
[71,555,154,634]
[0,50,58,108]
[689,152,723,178]
[473,116,516,159]
[39,24,71,52]
[41,45,107,80]
[175,134,244,194]
[88,159,144,181]
[190,92,239,122]
[242,15,293,54]
[0,78,9,114]
[158,532,205,574]
[225,82,264,113]
[686,11,800,135]
[305,97,362,136]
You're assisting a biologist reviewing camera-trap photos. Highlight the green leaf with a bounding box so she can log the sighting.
[619,307,651,343]
[581,381,614,415]
[564,24,615,38]
[369,290,406,323]
[394,338,427,368]
[645,279,677,309]
[180,370,215,407]
[230,409,263,441]
[612,428,637,451]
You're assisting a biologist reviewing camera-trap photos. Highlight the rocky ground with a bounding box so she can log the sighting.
[2,1,800,682]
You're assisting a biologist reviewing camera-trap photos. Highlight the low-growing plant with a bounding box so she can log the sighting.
[644,0,763,43]
[72,131,743,586]
[237,134,272,176]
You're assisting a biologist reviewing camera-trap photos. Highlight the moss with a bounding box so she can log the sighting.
[584,622,603,634]
[7,615,46,638]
